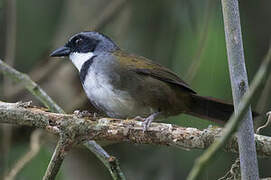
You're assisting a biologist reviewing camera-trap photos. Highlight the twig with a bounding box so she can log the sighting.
[186,43,271,180]
[222,0,259,179]
[43,138,71,180]
[256,112,271,134]
[218,158,241,180]
[4,129,43,180]
[0,101,271,157]
[218,159,271,180]
[0,59,64,113]
[85,141,126,180]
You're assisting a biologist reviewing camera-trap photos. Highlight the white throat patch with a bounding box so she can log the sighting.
[69,52,94,71]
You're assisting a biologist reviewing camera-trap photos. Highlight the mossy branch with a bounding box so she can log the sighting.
[0,101,271,157]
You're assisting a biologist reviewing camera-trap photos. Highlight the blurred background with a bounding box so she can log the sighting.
[0,0,271,179]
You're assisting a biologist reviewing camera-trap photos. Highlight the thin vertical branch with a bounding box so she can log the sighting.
[221,0,259,179]
[187,44,271,180]
[256,112,271,134]
[85,141,126,180]
[43,138,69,180]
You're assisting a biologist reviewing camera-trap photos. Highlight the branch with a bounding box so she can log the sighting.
[218,158,241,180]
[221,0,259,179]
[84,141,126,180]
[42,138,71,180]
[0,101,271,157]
[257,112,271,134]
[187,41,271,180]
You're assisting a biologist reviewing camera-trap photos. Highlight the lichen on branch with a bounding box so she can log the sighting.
[0,100,270,157]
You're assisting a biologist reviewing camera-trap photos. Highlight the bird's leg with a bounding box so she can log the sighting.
[135,112,161,132]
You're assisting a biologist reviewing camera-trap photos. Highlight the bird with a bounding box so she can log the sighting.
[50,31,238,130]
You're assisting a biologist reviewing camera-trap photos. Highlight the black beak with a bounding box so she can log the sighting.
[50,46,71,57]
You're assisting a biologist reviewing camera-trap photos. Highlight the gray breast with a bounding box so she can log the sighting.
[80,55,153,118]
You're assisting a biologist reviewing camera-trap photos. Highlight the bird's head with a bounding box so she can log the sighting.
[50,31,119,70]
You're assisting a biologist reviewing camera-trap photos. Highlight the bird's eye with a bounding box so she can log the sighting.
[75,38,83,45]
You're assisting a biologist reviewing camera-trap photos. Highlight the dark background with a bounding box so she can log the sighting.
[0,0,271,179]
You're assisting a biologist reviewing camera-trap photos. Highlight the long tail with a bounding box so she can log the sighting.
[187,94,235,124]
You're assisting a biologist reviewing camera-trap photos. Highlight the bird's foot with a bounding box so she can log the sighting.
[134,112,161,132]
[74,110,96,118]
[142,116,154,132]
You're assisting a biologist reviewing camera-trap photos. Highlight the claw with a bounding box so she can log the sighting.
[142,117,153,132]
[135,112,161,132]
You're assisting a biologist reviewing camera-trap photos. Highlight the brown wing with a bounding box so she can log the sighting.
[114,50,196,94]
